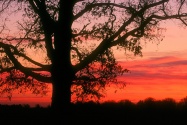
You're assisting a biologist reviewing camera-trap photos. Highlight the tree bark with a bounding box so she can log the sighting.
[51,70,72,111]
[50,1,75,123]
[50,23,73,124]
[51,65,72,124]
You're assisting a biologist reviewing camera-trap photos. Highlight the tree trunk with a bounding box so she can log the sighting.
[50,32,73,123]
[51,71,72,111]
[50,1,74,124]
[51,65,72,124]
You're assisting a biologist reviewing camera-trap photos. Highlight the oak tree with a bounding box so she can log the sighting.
[0,0,187,112]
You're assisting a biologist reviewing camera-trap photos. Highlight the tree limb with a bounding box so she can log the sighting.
[0,42,51,83]
[73,0,187,73]
[0,41,50,70]
[29,0,55,60]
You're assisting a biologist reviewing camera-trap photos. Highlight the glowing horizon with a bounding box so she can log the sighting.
[1,17,187,107]
[1,50,187,107]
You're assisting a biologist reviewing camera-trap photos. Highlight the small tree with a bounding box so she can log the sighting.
[0,0,187,112]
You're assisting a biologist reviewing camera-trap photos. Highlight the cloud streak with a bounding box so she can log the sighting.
[119,56,187,80]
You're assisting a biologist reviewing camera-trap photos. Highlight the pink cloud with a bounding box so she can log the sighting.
[1,55,187,106]
[105,55,187,103]
[119,56,187,80]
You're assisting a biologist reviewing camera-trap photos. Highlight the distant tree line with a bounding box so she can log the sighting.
[1,97,187,125]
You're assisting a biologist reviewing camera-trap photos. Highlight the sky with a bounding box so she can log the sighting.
[1,2,187,107]
[1,19,187,107]
[103,20,187,103]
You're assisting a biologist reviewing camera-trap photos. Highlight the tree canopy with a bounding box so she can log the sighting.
[0,0,187,104]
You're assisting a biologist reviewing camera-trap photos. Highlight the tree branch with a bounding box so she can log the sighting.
[28,0,40,14]
[71,47,82,62]
[0,41,50,70]
[73,0,187,73]
[74,0,169,20]
[0,42,51,83]
[29,0,55,60]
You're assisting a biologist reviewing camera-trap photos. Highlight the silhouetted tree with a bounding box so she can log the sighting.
[0,0,187,113]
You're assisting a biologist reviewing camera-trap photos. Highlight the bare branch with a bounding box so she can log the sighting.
[73,0,187,73]
[0,0,11,13]
[0,42,51,83]
[28,0,55,60]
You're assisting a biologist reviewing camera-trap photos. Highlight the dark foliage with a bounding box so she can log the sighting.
[1,97,187,125]
[1,0,187,109]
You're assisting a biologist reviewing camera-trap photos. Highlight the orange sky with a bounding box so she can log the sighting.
[105,20,187,103]
[1,18,187,107]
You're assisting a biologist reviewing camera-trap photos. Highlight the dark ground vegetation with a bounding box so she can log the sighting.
[1,97,187,125]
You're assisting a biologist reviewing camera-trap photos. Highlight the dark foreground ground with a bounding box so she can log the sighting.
[1,98,187,125]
